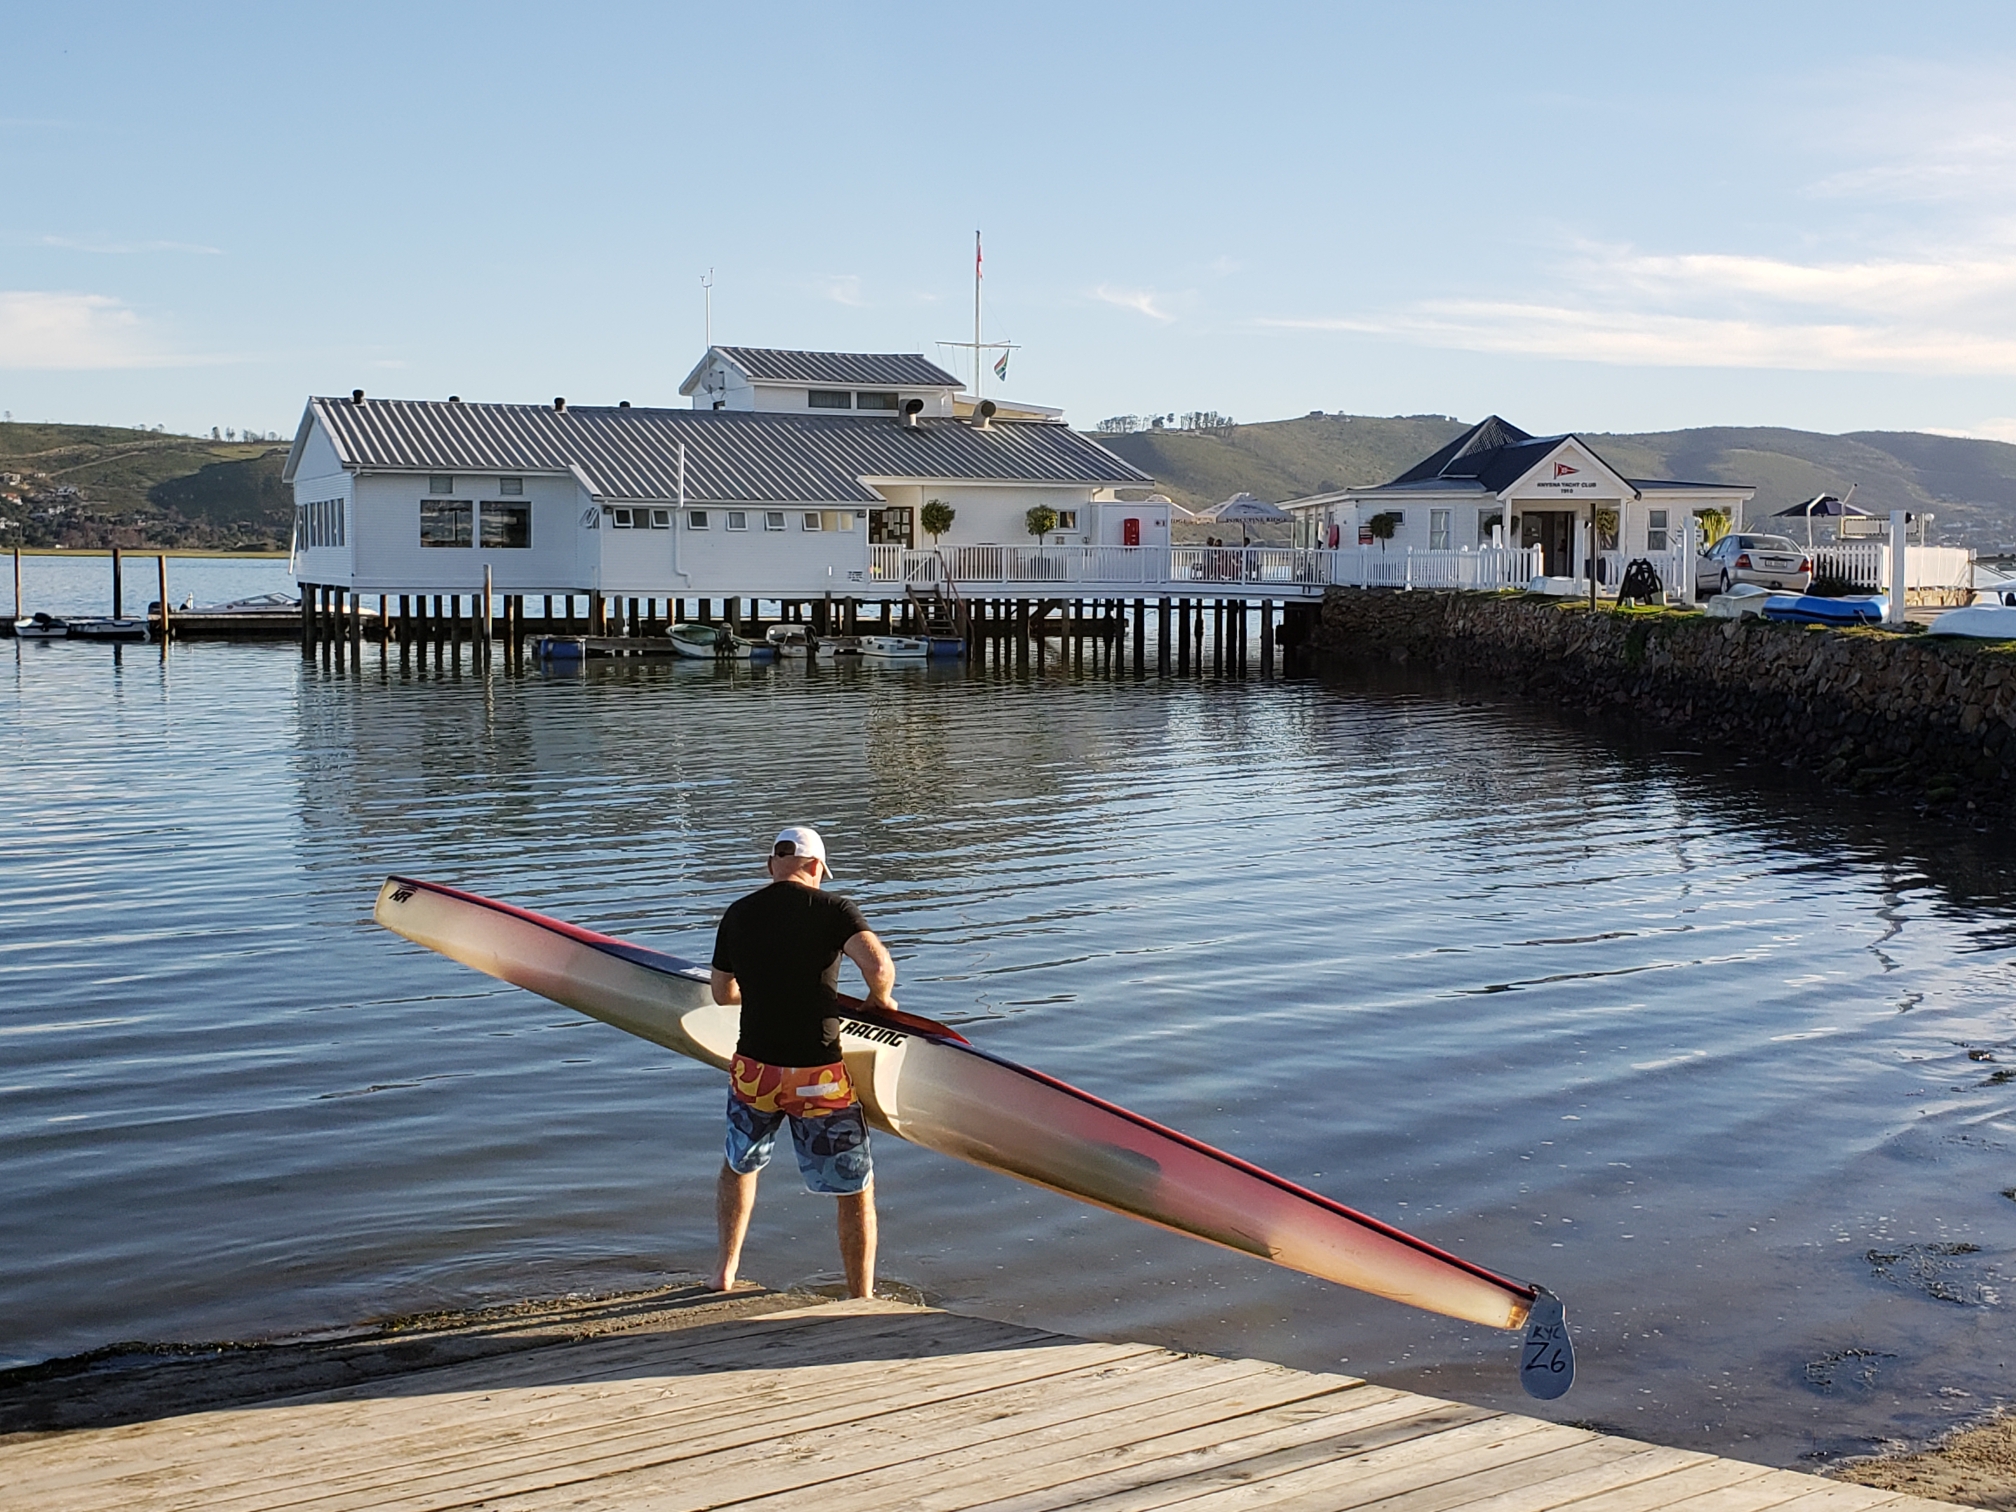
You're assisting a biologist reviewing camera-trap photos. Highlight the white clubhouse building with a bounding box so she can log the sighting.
[285,347,1169,602]
[1283,417,1754,584]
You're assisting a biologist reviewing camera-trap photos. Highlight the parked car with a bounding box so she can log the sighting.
[1696,533,1812,596]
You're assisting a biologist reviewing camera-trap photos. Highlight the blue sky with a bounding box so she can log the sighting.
[6,2,2016,440]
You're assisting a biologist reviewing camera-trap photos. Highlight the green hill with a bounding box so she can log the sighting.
[0,423,290,550]
[1091,415,2016,548]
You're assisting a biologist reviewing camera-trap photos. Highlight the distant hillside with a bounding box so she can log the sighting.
[1092,416,2016,548]
[0,423,290,550]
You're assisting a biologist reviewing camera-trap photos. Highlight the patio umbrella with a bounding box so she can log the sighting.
[1199,491,1290,545]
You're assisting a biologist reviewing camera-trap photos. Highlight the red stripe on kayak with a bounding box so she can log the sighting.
[389,874,1532,1305]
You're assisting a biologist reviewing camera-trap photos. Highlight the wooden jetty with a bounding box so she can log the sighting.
[0,1288,1950,1512]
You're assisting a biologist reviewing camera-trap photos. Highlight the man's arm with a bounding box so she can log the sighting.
[710,969,741,1006]
[842,930,896,1011]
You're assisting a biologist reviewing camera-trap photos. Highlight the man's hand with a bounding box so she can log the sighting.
[844,930,897,1013]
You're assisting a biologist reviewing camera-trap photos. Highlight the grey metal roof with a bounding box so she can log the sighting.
[290,397,1149,503]
[713,347,961,388]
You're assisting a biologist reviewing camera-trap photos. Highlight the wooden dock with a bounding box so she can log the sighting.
[0,1291,1955,1512]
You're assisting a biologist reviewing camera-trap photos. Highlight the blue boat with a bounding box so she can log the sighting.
[1762,594,1886,626]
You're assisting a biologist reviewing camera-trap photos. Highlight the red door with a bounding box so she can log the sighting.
[1122,517,1141,546]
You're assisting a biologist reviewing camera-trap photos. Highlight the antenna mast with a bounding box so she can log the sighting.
[701,268,714,348]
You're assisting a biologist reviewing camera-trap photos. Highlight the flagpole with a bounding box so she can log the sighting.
[973,229,983,402]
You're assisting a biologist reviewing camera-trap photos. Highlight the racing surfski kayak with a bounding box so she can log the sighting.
[372,875,1575,1398]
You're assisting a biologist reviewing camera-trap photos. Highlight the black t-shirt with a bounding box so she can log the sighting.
[711,881,871,1066]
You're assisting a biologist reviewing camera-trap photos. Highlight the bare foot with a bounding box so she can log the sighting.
[708,1269,738,1293]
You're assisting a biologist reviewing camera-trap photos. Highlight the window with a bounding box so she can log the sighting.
[803,512,822,531]
[650,509,672,529]
[855,391,899,410]
[1429,508,1451,551]
[765,511,786,531]
[296,497,347,550]
[807,390,851,409]
[1056,509,1080,531]
[499,477,524,496]
[481,500,531,548]
[688,510,710,529]
[420,498,472,547]
[727,511,748,530]
[611,507,634,528]
[823,510,854,532]
[429,475,453,496]
[1648,508,1669,553]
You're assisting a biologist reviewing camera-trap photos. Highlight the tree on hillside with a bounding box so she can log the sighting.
[921,498,955,545]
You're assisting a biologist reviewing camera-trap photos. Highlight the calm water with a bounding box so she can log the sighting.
[3,633,2014,1470]
[5,552,294,618]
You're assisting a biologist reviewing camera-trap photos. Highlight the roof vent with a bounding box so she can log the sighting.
[448,395,461,404]
[619,400,631,409]
[351,388,364,404]
[554,397,567,412]
[902,397,925,429]
[972,398,997,431]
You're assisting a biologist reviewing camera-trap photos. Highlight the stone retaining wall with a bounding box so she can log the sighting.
[1315,589,2016,816]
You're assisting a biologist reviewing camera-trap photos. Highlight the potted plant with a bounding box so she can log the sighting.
[1368,511,1399,550]
[1025,505,1058,545]
[920,498,955,546]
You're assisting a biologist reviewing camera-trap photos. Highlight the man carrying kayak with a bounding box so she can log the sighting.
[708,826,897,1298]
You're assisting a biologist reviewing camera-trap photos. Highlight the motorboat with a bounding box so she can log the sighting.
[669,622,778,662]
[667,622,729,659]
[12,612,68,639]
[821,635,864,657]
[67,617,151,643]
[859,635,930,661]
[764,624,815,657]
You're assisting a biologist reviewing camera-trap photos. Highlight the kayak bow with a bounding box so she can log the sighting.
[372,875,1574,1397]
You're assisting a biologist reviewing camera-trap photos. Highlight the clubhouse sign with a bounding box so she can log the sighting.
[1526,457,1603,495]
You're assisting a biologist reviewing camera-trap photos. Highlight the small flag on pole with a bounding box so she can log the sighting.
[993,351,1010,381]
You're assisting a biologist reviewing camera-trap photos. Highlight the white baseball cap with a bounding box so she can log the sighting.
[771,825,831,876]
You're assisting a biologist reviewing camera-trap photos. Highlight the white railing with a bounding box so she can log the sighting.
[869,543,1545,594]
[1813,543,1974,590]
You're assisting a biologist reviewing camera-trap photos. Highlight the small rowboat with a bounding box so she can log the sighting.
[668,623,777,662]
[12,613,69,639]
[67,617,151,643]
[764,625,814,657]
[859,635,929,661]
[1762,593,1886,626]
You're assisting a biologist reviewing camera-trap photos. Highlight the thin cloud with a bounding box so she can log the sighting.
[1265,299,2016,375]
[1092,284,1177,323]
[820,275,865,308]
[0,290,220,370]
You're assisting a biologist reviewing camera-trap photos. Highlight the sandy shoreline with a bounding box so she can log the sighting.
[1,1282,2008,1508]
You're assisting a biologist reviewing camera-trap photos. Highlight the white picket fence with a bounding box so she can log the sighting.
[869,544,1545,594]
[1813,543,1974,591]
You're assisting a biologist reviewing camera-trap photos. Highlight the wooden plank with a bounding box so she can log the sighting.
[13,1335,1156,1512]
[943,1400,1545,1512]
[483,1363,1378,1512]
[1530,1457,1780,1512]
[178,1341,1182,1512]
